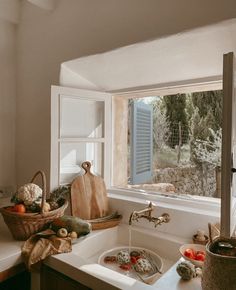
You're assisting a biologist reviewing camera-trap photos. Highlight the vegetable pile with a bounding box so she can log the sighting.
[51,215,91,237]
[104,250,154,273]
[7,184,70,214]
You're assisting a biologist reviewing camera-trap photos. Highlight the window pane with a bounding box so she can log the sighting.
[113,90,223,200]
[60,96,104,138]
[59,142,103,184]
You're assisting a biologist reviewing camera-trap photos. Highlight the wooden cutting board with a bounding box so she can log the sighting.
[70,161,109,220]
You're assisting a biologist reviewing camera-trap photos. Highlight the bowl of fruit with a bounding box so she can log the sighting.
[179,244,206,267]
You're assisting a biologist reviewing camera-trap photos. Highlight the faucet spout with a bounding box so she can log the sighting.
[129,202,153,225]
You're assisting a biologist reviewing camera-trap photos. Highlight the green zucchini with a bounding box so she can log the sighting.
[51,215,91,236]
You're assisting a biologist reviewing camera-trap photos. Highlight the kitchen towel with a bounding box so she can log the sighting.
[21,229,72,270]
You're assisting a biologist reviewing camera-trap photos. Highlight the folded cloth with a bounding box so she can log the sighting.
[21,229,72,270]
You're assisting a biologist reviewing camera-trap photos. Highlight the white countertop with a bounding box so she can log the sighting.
[0,198,23,272]
[155,259,201,290]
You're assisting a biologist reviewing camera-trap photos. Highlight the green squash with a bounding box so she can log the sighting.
[51,215,91,236]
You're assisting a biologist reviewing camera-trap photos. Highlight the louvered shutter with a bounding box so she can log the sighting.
[130,101,153,184]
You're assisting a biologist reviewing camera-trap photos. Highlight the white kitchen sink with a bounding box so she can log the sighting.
[45,224,185,289]
[72,224,180,279]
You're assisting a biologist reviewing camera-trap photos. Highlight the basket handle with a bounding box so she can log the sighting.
[208,222,220,243]
[30,170,47,214]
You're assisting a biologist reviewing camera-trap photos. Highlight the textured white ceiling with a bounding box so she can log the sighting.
[60,19,236,92]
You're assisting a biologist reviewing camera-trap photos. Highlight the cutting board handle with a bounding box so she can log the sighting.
[82,161,92,174]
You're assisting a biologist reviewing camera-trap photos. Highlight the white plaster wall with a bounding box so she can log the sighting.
[16,0,236,186]
[27,0,56,11]
[108,195,219,241]
[0,19,16,191]
[0,0,20,24]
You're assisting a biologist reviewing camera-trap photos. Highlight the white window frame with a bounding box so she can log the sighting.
[109,76,223,216]
[221,52,236,237]
[50,76,231,219]
[50,85,112,191]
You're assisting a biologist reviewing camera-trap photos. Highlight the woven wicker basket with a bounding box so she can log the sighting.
[0,171,68,240]
[202,237,236,290]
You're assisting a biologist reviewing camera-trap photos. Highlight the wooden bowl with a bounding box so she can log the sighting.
[192,234,209,245]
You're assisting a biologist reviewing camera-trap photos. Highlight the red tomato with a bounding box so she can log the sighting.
[195,253,205,261]
[184,248,195,259]
[196,250,205,256]
[130,256,137,264]
[14,204,26,213]
[119,264,131,271]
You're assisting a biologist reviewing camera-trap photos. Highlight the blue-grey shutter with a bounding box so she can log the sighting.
[130,101,153,184]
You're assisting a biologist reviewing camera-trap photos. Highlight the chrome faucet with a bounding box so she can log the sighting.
[129,202,170,227]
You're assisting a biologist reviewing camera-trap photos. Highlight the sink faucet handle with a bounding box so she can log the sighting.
[132,212,140,222]
[162,213,171,223]
[129,211,140,225]
[154,213,171,227]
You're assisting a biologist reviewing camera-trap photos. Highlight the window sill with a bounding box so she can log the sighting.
[108,187,220,240]
[108,187,220,218]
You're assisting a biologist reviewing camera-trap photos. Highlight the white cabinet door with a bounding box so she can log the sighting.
[50,86,111,190]
[221,52,236,237]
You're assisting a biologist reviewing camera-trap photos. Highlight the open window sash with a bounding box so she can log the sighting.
[50,86,111,191]
[221,52,236,238]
